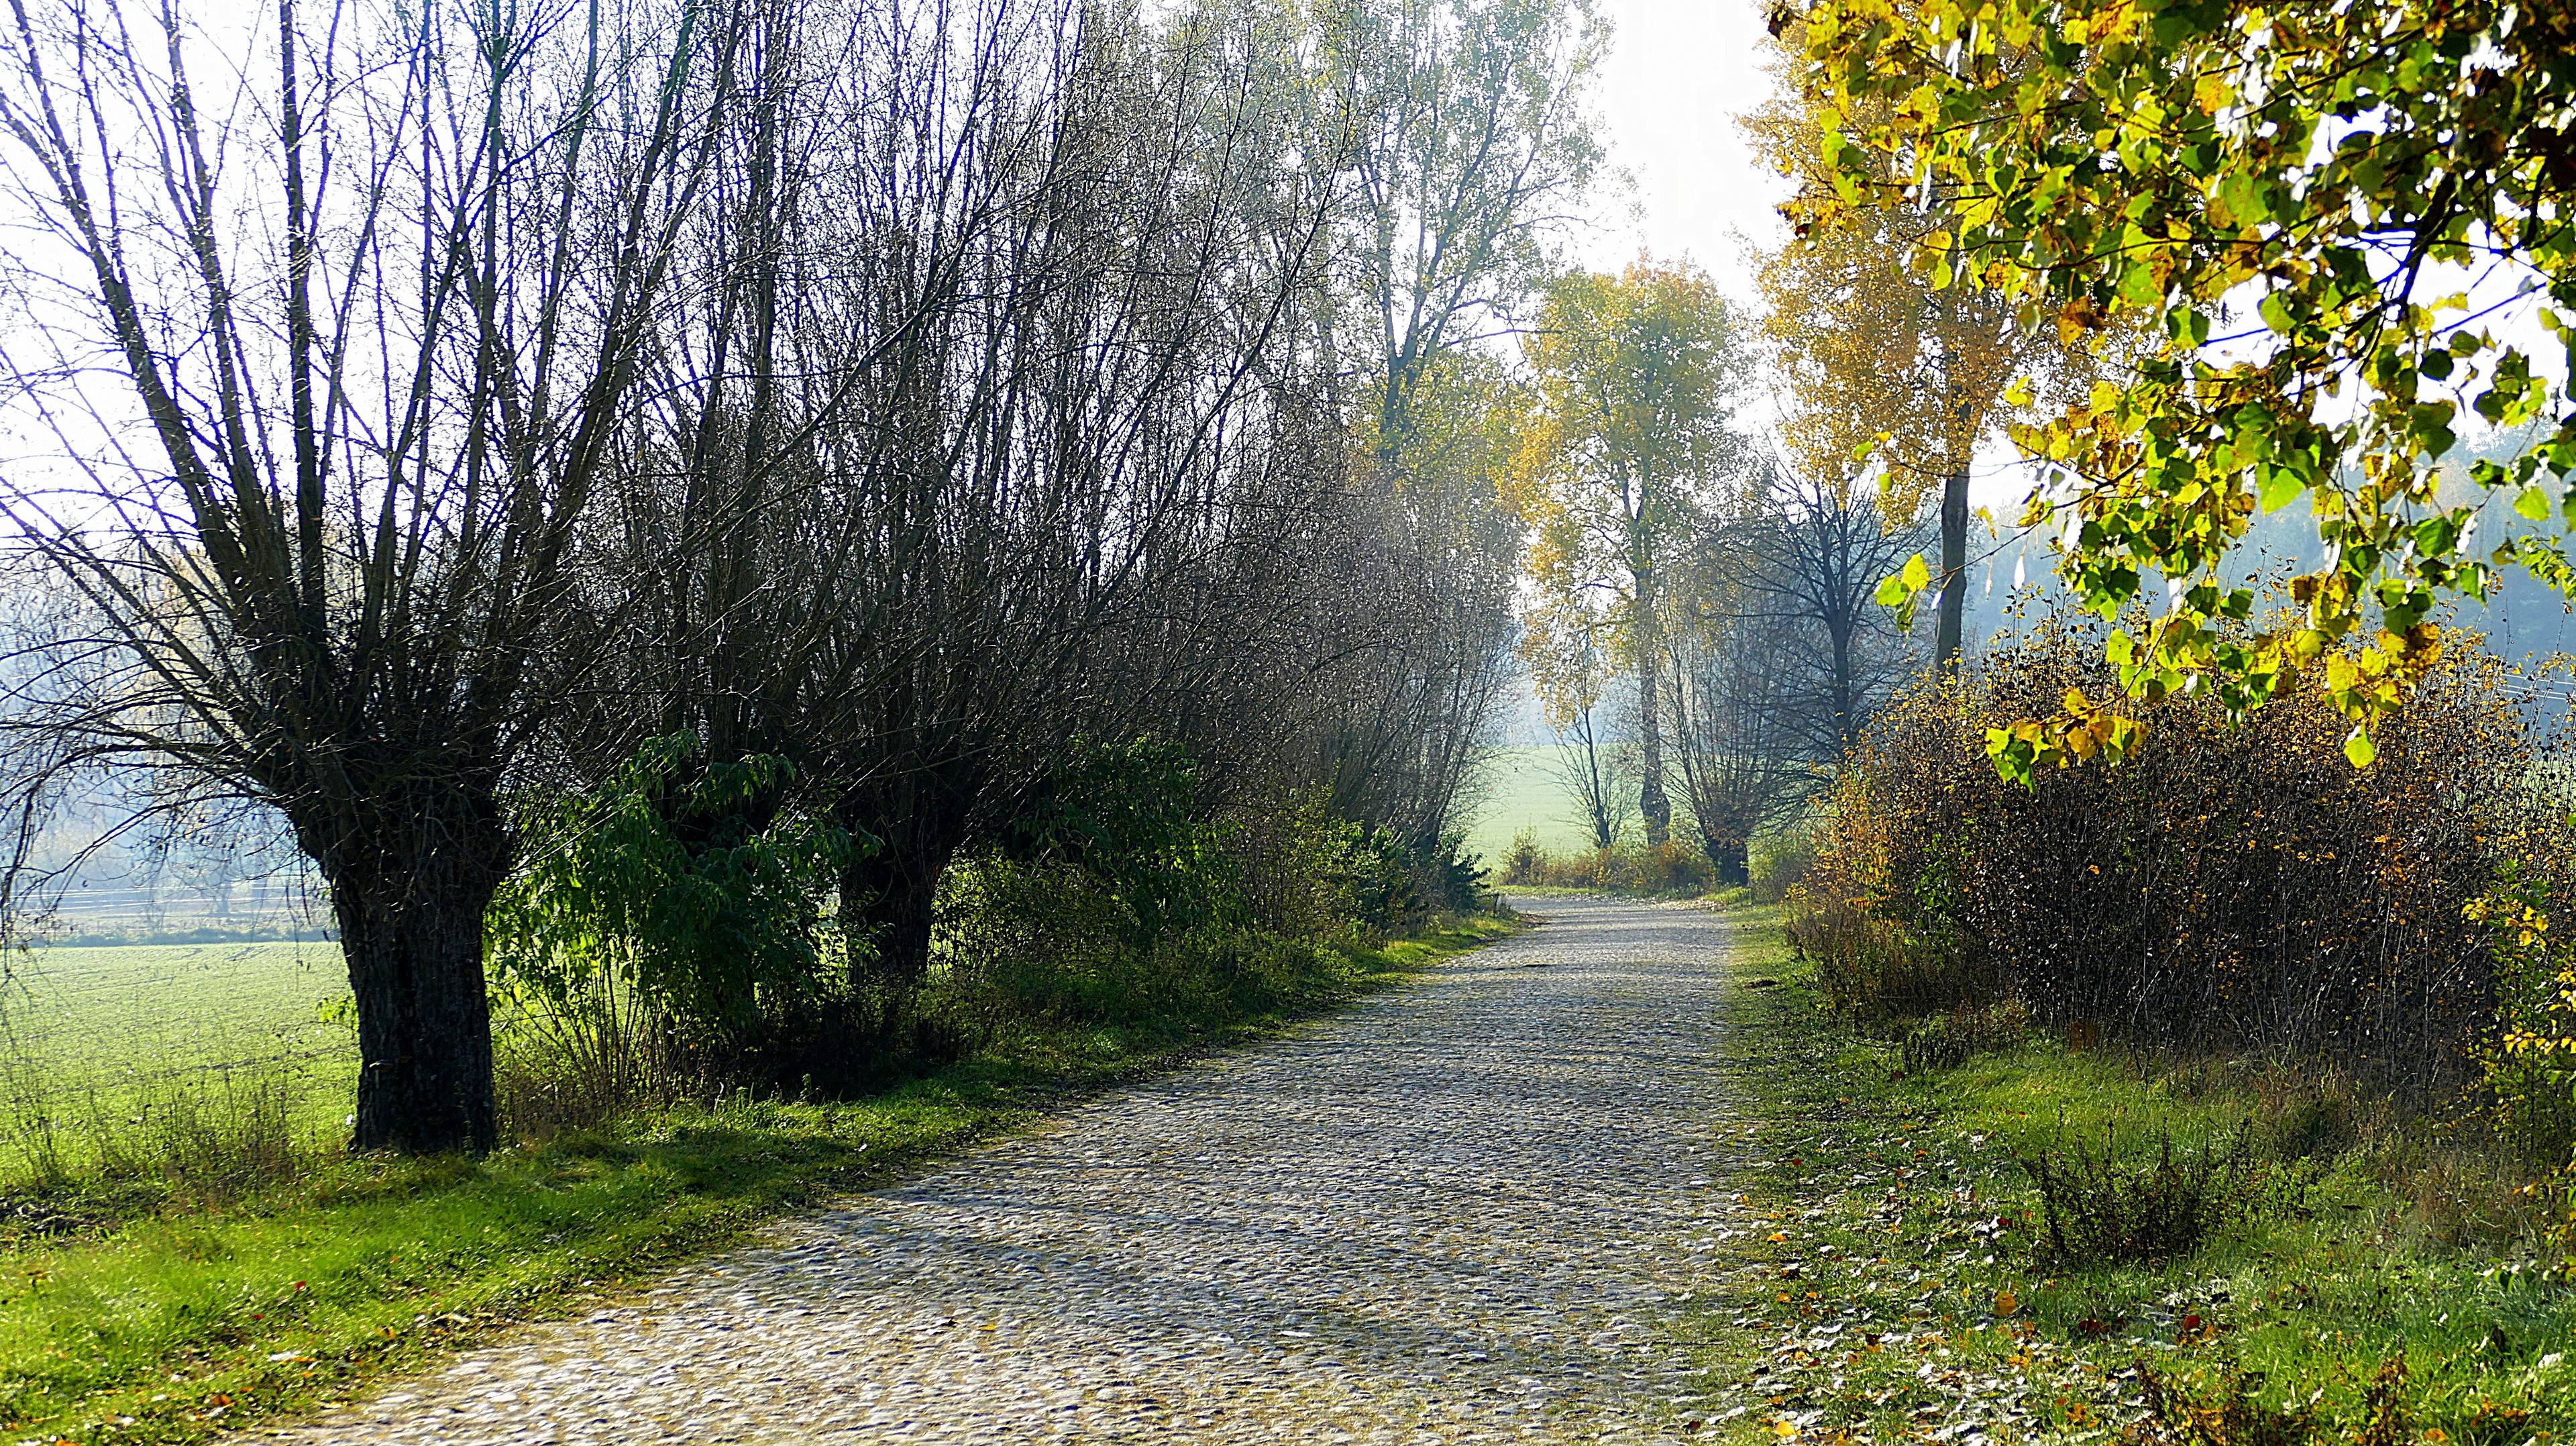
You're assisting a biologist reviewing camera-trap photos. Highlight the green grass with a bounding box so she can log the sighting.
[0,917,1516,1445]
[1460,745,1601,864]
[1690,905,2576,1444]
[0,943,356,1178]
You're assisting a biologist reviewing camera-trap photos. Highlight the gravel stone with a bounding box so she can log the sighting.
[268,895,1732,1443]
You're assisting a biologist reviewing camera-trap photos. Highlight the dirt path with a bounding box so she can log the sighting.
[266,895,1736,1444]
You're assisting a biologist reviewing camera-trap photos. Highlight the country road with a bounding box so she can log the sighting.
[267,895,1737,1444]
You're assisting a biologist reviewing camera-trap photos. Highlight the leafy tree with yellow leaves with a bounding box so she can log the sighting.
[1745,23,2114,676]
[1512,260,1751,846]
[1782,0,2576,773]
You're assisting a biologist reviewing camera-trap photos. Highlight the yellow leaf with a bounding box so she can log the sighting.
[1994,1290,2020,1316]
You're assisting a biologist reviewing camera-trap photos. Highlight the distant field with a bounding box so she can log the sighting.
[0,941,354,1174]
[1458,744,1600,865]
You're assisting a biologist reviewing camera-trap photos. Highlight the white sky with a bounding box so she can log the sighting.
[1570,0,1788,305]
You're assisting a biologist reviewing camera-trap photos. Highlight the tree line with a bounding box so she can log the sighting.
[0,0,1599,1153]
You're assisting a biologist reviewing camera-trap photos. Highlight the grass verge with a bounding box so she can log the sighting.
[1688,905,2576,1445]
[0,916,1517,1445]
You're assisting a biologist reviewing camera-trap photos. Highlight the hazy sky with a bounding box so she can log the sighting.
[1572,0,1788,303]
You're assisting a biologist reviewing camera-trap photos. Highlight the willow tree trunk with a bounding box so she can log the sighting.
[1933,465,1970,676]
[1703,827,1748,888]
[834,760,980,992]
[321,792,511,1155]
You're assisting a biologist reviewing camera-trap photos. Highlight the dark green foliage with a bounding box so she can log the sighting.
[1001,739,1245,946]
[487,734,853,1058]
[949,750,1435,1031]
[2019,1124,2261,1266]
[1406,832,1489,918]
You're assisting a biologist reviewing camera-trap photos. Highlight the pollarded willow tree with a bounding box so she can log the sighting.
[1511,260,1751,847]
[0,0,749,1153]
[1784,0,2576,773]
[1294,0,1607,866]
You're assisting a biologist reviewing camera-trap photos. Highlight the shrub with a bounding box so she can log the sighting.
[2019,1123,2260,1266]
[488,733,851,1065]
[1792,615,2571,1097]
[2473,862,2576,1178]
[1491,838,1716,895]
[1748,816,1819,904]
[1898,996,2033,1073]
[493,970,683,1143]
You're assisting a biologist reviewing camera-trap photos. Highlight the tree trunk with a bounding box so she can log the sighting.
[1635,568,1671,849]
[835,766,977,990]
[1934,464,1970,676]
[1706,831,1749,888]
[837,843,951,990]
[327,798,510,1155]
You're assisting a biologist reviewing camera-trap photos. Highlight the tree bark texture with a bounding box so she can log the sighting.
[1934,464,1970,676]
[323,790,511,1155]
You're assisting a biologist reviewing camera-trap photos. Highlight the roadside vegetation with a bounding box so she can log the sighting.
[0,847,1513,1444]
[1708,616,2576,1441]
[1695,905,2576,1445]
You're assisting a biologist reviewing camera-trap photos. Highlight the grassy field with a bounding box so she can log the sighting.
[0,943,354,1182]
[1459,744,1601,864]
[0,917,1518,1445]
[1693,905,2576,1444]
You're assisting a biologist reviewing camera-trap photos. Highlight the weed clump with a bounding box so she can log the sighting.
[1898,997,2033,1073]
[2135,1358,2412,1446]
[2018,1123,2261,1266]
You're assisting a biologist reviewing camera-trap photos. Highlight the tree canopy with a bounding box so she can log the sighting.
[1510,260,1750,845]
[1784,0,2576,774]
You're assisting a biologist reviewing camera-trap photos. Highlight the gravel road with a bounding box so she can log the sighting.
[268,894,1735,1444]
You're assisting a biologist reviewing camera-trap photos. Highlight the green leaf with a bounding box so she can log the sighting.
[2259,467,2304,513]
[2517,486,2552,522]
[2344,728,2376,768]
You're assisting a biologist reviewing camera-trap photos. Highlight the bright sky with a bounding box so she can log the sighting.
[1572,0,1788,305]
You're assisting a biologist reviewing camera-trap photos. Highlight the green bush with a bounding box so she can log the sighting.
[487,733,851,1063]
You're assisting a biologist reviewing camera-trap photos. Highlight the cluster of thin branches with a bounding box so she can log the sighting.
[0,0,1596,1151]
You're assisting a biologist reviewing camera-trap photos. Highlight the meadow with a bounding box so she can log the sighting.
[0,943,354,1188]
[1459,744,1599,865]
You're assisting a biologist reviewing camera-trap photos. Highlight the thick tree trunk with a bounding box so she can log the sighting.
[835,766,977,990]
[1705,831,1749,888]
[1935,464,1970,676]
[1634,568,1671,849]
[326,796,510,1155]
[837,843,951,990]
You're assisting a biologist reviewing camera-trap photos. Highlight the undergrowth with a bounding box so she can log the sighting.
[1690,905,2576,1446]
